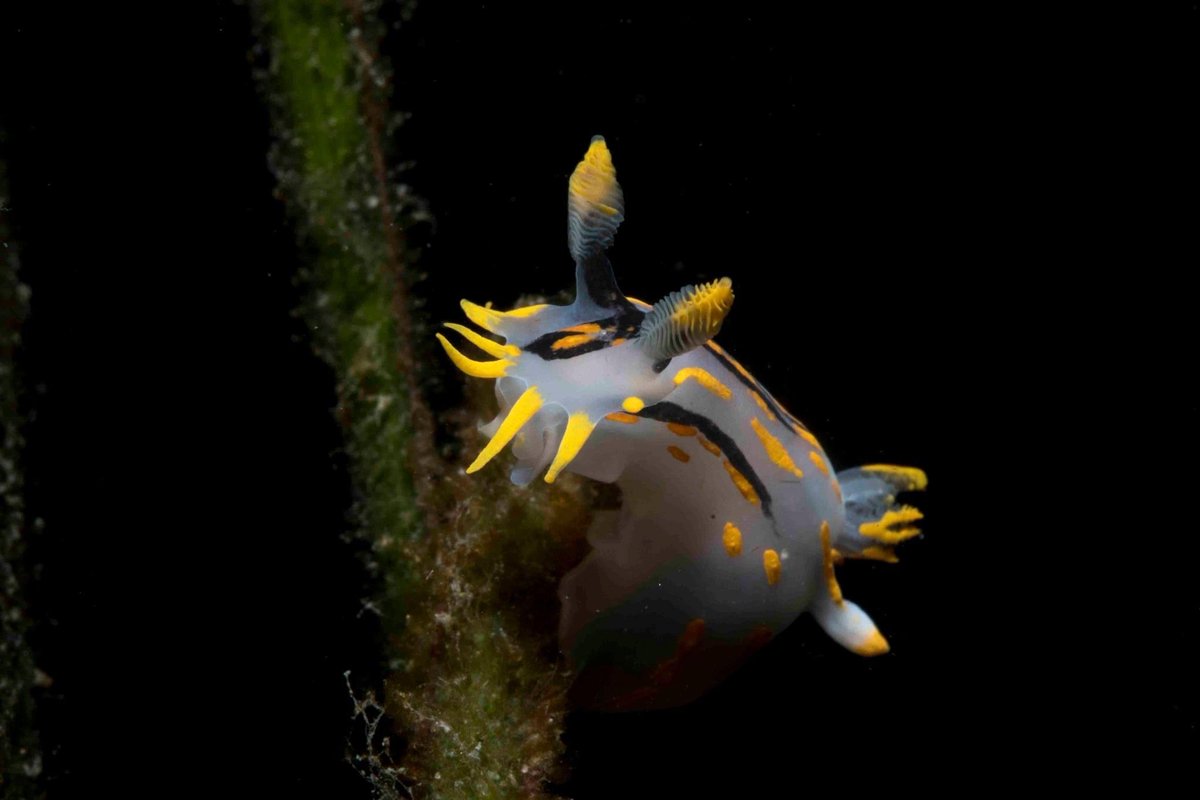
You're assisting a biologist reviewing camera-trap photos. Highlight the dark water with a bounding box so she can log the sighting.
[2,2,1194,795]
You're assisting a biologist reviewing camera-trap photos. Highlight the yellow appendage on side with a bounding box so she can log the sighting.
[545,412,597,483]
[466,386,544,474]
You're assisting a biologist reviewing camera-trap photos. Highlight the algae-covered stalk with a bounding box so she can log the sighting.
[254,2,577,796]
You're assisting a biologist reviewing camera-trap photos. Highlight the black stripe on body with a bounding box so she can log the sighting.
[524,304,646,361]
[702,342,806,434]
[637,401,774,518]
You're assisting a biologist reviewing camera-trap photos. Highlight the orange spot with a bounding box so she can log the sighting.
[561,323,602,334]
[819,520,844,606]
[722,459,759,505]
[697,437,722,457]
[605,412,640,424]
[832,480,843,501]
[667,423,698,437]
[808,450,830,476]
[673,367,733,400]
[722,522,742,556]
[610,337,627,346]
[749,389,777,421]
[708,340,805,426]
[552,333,597,350]
[667,445,691,463]
[763,549,781,585]
[750,417,804,479]
[796,427,822,449]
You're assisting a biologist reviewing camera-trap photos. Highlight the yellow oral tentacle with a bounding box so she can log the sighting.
[442,322,520,359]
[460,299,503,333]
[544,412,597,483]
[466,386,544,474]
[435,333,512,379]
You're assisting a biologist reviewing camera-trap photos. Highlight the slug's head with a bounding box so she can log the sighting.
[435,136,735,485]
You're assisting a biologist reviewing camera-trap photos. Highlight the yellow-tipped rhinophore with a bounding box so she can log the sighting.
[639,278,735,361]
[436,333,513,379]
[569,137,621,216]
[466,386,544,474]
[544,412,597,483]
[567,136,626,263]
[442,322,520,359]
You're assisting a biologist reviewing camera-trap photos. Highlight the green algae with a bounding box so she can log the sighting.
[254,3,580,796]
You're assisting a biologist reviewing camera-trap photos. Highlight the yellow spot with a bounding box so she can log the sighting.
[552,333,597,350]
[853,628,891,657]
[436,333,512,378]
[862,464,929,491]
[466,386,543,474]
[763,549,781,586]
[545,412,597,483]
[625,295,651,309]
[858,546,899,564]
[750,417,804,479]
[605,412,640,424]
[666,445,690,463]
[819,520,844,606]
[610,337,627,346]
[808,450,830,476]
[562,323,602,334]
[832,480,843,501]
[673,367,733,400]
[858,506,924,544]
[697,437,722,457]
[622,396,645,414]
[667,423,698,437]
[722,522,742,556]
[796,427,822,449]
[722,460,759,504]
[749,389,777,421]
[830,547,845,565]
[441,322,519,359]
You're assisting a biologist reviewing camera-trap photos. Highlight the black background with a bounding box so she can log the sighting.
[1,2,1195,796]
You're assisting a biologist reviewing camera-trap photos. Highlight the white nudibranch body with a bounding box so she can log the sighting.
[438,137,928,710]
